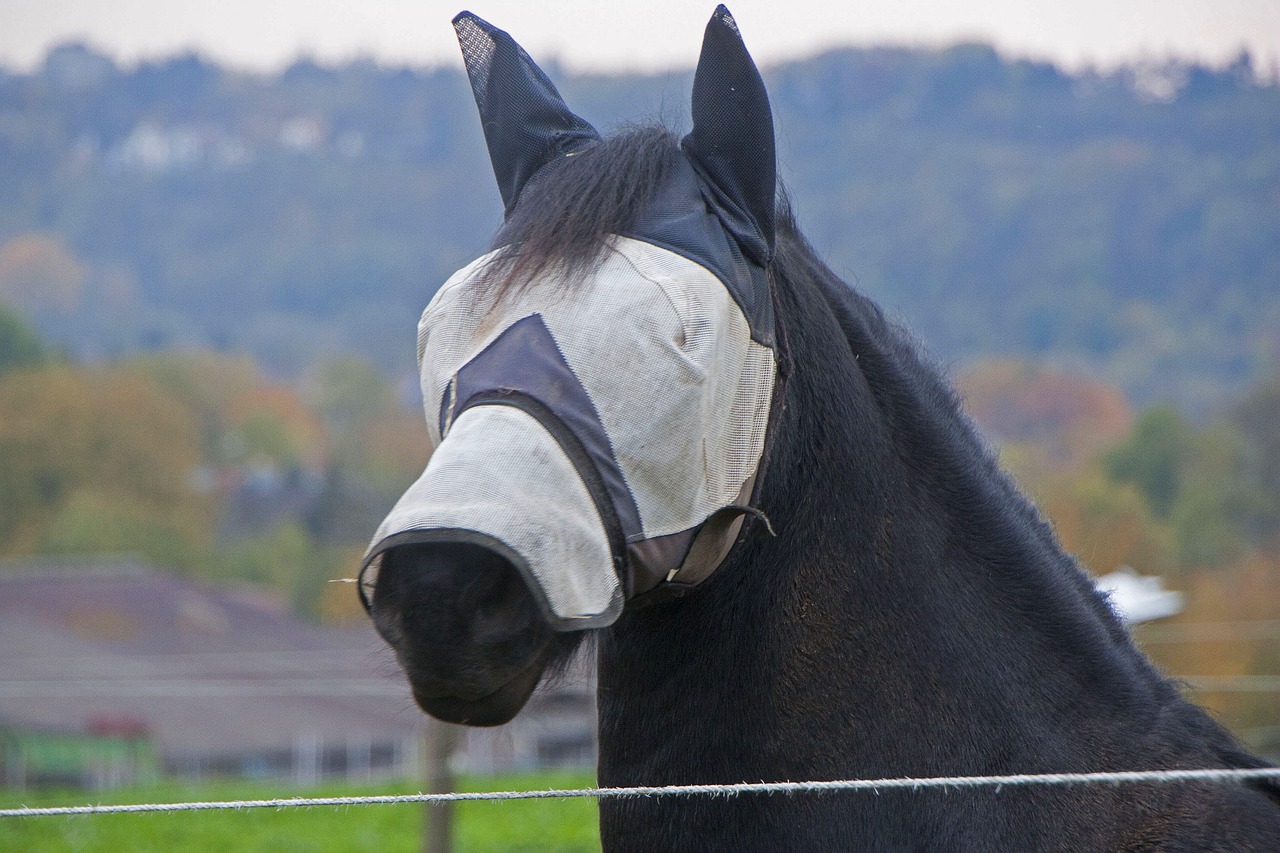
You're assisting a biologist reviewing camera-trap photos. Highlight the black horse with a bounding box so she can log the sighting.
[366,8,1280,850]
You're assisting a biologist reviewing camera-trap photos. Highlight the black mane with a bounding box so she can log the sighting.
[770,205,1169,699]
[766,199,1268,779]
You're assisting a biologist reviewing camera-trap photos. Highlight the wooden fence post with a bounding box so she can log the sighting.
[423,719,460,853]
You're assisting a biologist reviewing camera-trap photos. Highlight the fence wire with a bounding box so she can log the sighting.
[2,674,1278,698]
[4,767,1280,819]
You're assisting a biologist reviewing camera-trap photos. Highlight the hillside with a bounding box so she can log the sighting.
[1,42,1277,412]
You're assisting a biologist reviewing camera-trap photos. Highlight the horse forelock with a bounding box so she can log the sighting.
[479,125,680,299]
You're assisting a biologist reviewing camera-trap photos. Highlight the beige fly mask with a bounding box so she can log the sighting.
[360,7,779,629]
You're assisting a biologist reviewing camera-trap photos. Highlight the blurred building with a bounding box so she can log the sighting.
[0,557,595,790]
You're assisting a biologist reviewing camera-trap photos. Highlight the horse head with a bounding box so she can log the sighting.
[364,6,781,726]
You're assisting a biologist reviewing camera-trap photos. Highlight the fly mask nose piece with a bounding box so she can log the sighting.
[360,6,780,628]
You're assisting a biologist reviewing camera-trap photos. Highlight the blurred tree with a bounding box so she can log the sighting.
[0,233,86,316]
[130,351,324,468]
[0,304,47,377]
[1171,423,1270,567]
[5,44,1280,408]
[1104,405,1192,520]
[1003,445,1174,578]
[309,356,427,506]
[211,522,353,618]
[1103,403,1269,568]
[297,359,427,549]
[959,359,1132,465]
[0,365,209,561]
[310,357,399,434]
[38,489,208,571]
[215,522,314,591]
[1232,371,1280,548]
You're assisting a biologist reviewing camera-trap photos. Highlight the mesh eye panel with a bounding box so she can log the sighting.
[597,239,773,533]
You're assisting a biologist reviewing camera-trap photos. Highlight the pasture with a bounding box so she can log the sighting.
[0,771,600,852]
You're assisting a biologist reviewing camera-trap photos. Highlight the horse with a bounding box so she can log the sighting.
[362,8,1280,850]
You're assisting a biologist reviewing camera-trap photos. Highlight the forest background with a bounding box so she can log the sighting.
[1,41,1278,755]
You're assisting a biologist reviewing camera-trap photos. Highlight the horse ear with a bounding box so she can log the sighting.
[681,5,776,264]
[453,11,600,215]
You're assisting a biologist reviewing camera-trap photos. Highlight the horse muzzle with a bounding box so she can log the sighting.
[360,403,625,630]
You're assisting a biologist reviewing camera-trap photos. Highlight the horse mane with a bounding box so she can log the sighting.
[768,199,1275,787]
[770,203,1145,667]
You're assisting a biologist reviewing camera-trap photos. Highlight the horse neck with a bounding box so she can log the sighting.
[596,247,1189,786]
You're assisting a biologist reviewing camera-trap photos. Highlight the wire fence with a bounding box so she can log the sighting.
[1,674,1277,698]
[0,678,409,698]
[1138,620,1280,644]
[4,767,1280,819]
[4,618,1280,820]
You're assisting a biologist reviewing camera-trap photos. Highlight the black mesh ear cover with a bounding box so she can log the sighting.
[453,11,601,215]
[681,5,777,265]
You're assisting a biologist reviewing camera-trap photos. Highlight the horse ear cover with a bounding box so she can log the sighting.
[682,5,777,264]
[453,11,601,215]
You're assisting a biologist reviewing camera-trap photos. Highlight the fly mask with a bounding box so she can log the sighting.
[360,6,780,629]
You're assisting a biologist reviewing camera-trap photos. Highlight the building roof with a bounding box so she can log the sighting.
[0,557,423,758]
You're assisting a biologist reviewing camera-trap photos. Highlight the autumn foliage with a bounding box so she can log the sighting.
[0,365,207,557]
[958,359,1133,466]
[0,316,426,620]
[0,307,1276,750]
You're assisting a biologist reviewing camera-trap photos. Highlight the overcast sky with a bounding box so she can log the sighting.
[5,1,1280,74]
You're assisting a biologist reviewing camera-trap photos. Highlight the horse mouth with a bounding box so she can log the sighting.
[410,654,546,727]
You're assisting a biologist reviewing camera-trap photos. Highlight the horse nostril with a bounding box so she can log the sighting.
[371,540,541,653]
[365,535,575,726]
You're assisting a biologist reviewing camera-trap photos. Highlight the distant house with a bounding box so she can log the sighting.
[0,558,596,790]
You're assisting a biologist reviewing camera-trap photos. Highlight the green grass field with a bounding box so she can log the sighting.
[0,771,602,852]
